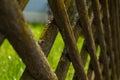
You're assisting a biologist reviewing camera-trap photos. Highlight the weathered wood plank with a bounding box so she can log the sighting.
[38,19,58,56]
[0,0,119,79]
[17,0,29,10]
[38,0,72,57]
[48,0,88,80]
[0,0,34,79]
[117,0,120,78]
[100,0,117,79]
[109,0,119,79]
[115,0,120,78]
[75,0,102,80]
[39,1,77,79]
[0,0,29,46]
[55,20,82,80]
[0,0,58,80]
[91,0,110,79]
[73,4,95,79]
[55,1,79,80]
[20,69,35,80]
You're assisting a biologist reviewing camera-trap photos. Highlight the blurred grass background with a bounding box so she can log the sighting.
[0,23,85,80]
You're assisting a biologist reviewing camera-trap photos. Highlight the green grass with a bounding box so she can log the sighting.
[0,40,24,80]
[0,23,85,80]
[0,23,44,80]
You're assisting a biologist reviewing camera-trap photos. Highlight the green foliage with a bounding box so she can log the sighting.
[0,24,85,80]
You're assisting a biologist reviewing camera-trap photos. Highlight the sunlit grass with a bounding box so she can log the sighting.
[0,39,25,80]
[47,33,64,70]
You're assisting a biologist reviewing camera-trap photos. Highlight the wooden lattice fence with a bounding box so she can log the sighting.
[0,0,120,80]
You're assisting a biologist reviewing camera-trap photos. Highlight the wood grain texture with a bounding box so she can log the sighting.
[75,0,102,80]
[0,0,58,80]
[48,0,88,80]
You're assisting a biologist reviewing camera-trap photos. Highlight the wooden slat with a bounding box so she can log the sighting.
[38,19,58,56]
[48,0,88,80]
[20,69,35,80]
[91,0,110,79]
[0,0,29,46]
[75,0,102,80]
[38,0,72,57]
[73,18,97,80]
[0,0,58,80]
[86,38,99,80]
[0,0,120,79]
[115,0,120,78]
[100,0,117,79]
[109,0,119,79]
[17,0,29,10]
[55,1,82,80]
[73,40,90,80]
[55,20,82,80]
[56,12,93,80]
[0,1,35,79]
[0,0,33,79]
[39,1,76,79]
[73,5,95,79]
[118,0,120,78]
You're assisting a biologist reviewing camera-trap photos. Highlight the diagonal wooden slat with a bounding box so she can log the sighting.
[38,19,58,56]
[91,0,110,79]
[56,1,95,80]
[0,0,120,79]
[55,20,82,80]
[84,22,100,80]
[0,0,35,79]
[39,1,77,79]
[100,0,117,79]
[56,4,93,79]
[55,1,80,80]
[114,0,120,78]
[86,23,100,80]
[73,5,95,79]
[75,0,102,80]
[48,0,88,80]
[0,0,58,80]
[108,0,119,79]
[21,69,35,80]
[17,0,29,10]
[38,0,72,57]
[0,0,29,46]
[117,0,120,78]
